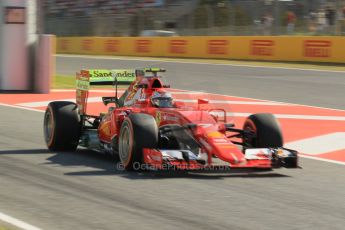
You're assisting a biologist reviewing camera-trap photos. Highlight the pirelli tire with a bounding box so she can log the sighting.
[118,113,158,171]
[242,113,283,149]
[44,101,81,151]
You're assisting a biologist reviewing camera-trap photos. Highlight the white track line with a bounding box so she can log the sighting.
[299,154,345,166]
[176,99,288,106]
[169,91,202,95]
[285,132,345,155]
[17,100,75,107]
[56,54,345,73]
[0,103,44,113]
[221,112,345,121]
[16,97,98,107]
[0,212,42,230]
[232,113,345,121]
[176,89,345,112]
[55,87,345,112]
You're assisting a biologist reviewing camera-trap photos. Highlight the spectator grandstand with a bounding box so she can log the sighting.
[44,0,196,36]
[43,0,345,36]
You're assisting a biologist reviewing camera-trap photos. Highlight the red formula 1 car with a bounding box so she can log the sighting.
[43,68,298,171]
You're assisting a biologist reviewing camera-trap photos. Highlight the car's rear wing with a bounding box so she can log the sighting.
[77,69,136,88]
[75,68,166,115]
[139,67,166,77]
[76,68,166,89]
[76,69,136,115]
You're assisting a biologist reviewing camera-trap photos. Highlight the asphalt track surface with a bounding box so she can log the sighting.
[0,55,344,230]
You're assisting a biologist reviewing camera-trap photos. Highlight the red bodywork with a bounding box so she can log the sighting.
[84,72,273,170]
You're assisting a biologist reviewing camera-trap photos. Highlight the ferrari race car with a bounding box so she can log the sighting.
[43,68,298,171]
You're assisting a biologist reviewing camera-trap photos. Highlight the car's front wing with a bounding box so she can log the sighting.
[142,148,298,171]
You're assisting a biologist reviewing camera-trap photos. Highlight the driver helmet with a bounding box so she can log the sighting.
[151,90,173,108]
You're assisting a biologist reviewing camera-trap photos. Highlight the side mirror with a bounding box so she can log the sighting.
[218,123,235,132]
[198,99,209,104]
[197,99,210,110]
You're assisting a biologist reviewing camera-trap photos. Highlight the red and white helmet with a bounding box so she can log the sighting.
[151,90,173,108]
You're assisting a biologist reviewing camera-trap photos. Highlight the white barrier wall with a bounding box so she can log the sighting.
[35,35,54,93]
[0,0,28,90]
[27,0,37,45]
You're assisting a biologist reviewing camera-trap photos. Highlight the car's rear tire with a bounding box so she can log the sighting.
[44,101,81,151]
[242,113,283,148]
[118,113,158,170]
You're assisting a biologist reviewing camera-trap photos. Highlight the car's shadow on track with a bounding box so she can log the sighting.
[64,149,292,179]
[2,148,291,179]
[0,149,51,154]
[122,171,291,179]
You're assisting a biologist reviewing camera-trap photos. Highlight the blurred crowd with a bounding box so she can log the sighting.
[256,4,345,35]
[307,6,345,34]
[44,0,166,17]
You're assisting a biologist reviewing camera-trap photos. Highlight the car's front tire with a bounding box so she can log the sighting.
[118,113,158,170]
[242,113,283,148]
